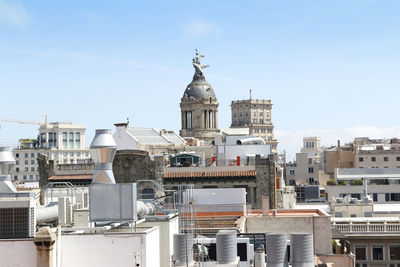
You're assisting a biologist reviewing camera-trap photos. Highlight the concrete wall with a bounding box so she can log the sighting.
[60,228,160,267]
[245,215,332,255]
[0,239,37,267]
[139,216,179,267]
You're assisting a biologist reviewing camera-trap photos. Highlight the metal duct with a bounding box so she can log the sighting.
[216,230,237,264]
[173,234,193,266]
[236,138,266,145]
[291,233,314,267]
[266,233,288,267]
[90,129,117,184]
[136,201,155,217]
[0,147,17,193]
[36,205,59,223]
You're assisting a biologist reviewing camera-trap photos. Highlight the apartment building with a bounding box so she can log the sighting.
[11,122,90,181]
[230,98,278,153]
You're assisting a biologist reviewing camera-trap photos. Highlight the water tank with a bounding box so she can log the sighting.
[90,129,117,184]
[216,230,237,264]
[267,233,288,267]
[173,234,193,266]
[291,233,314,267]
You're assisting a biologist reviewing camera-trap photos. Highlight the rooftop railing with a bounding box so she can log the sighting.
[332,222,400,233]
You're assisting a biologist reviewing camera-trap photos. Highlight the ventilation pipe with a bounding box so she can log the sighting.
[291,233,314,267]
[236,138,266,145]
[136,201,155,217]
[266,233,288,267]
[216,230,237,264]
[173,234,193,266]
[0,147,17,193]
[90,129,117,184]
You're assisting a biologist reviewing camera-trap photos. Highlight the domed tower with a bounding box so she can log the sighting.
[180,49,219,143]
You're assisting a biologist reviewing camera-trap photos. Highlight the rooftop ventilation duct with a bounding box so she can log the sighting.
[266,233,288,267]
[0,147,17,193]
[291,233,314,267]
[90,129,117,184]
[236,137,266,145]
[216,230,237,264]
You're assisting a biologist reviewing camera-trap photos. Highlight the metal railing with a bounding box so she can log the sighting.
[333,223,400,233]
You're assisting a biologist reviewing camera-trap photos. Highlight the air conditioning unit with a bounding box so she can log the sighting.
[58,197,72,226]
[0,196,36,238]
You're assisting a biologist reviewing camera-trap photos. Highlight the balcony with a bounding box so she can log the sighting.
[332,218,400,233]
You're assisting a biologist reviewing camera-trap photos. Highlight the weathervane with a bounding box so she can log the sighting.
[192,49,209,74]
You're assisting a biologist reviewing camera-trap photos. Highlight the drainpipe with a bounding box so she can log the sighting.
[34,227,56,267]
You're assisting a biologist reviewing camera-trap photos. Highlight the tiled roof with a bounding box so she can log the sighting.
[48,174,93,181]
[163,170,256,178]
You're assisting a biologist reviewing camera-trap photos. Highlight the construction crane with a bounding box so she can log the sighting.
[0,115,48,127]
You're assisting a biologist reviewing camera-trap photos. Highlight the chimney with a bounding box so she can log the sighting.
[34,227,56,267]
[90,129,117,184]
[262,196,270,216]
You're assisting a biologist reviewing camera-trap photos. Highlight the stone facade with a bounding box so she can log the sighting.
[230,99,278,152]
[255,154,276,209]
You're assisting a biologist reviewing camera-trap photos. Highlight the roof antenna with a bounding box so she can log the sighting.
[250,89,252,100]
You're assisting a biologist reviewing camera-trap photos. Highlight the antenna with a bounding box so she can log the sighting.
[250,89,252,100]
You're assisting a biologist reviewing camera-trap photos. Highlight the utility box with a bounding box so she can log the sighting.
[89,183,137,222]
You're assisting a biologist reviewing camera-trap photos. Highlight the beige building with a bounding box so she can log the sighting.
[230,98,278,152]
[180,50,219,143]
[354,138,400,169]
[11,122,90,181]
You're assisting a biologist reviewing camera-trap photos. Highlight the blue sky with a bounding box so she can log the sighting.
[1,0,400,159]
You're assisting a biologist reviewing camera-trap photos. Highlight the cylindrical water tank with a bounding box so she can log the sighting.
[216,230,237,264]
[173,234,193,266]
[267,233,288,267]
[36,205,59,223]
[291,233,314,267]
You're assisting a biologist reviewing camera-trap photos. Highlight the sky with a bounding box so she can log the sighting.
[1,0,400,160]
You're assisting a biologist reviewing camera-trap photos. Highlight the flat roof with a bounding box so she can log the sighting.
[336,168,400,180]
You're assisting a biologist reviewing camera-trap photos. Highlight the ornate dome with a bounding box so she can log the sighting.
[183,71,216,100]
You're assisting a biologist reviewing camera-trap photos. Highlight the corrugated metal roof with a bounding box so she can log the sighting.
[163,170,256,178]
[48,175,93,181]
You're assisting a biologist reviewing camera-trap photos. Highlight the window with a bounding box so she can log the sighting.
[260,112,263,116]
[70,152,74,157]
[308,177,315,184]
[30,153,34,157]
[335,212,343,217]
[15,160,19,165]
[40,133,46,147]
[31,160,34,165]
[24,160,28,165]
[24,153,28,158]
[289,180,296,186]
[69,132,74,149]
[15,153,19,158]
[386,193,390,202]
[289,170,295,175]
[308,167,314,173]
[373,193,378,202]
[391,193,400,201]
[63,152,67,157]
[364,212,372,217]
[29,175,33,180]
[372,245,384,260]
[371,157,376,162]
[390,245,400,260]
[76,133,80,149]
[350,214,357,217]
[308,158,312,164]
[24,167,28,172]
[23,175,27,180]
[62,132,68,149]
[384,156,389,162]
[355,264,368,267]
[16,168,19,173]
[77,152,81,157]
[359,157,364,162]
[31,167,35,171]
[397,157,400,161]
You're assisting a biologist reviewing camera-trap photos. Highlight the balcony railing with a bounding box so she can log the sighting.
[333,223,400,233]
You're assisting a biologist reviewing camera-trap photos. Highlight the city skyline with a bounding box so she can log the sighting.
[1,0,400,159]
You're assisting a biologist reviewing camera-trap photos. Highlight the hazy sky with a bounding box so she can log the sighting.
[1,0,400,159]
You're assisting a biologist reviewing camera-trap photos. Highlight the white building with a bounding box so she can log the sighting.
[113,122,186,154]
[11,122,90,181]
